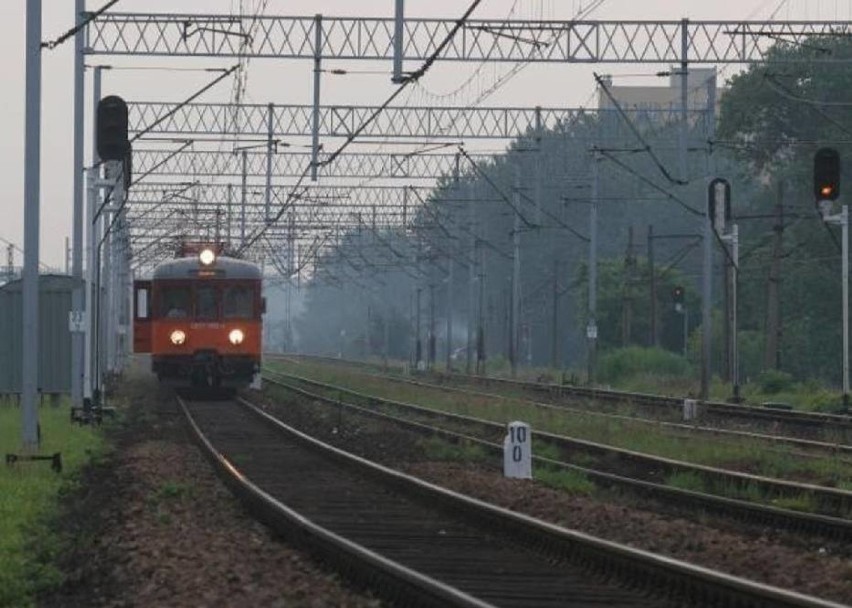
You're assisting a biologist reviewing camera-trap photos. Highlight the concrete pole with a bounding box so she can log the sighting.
[446,256,454,370]
[700,70,717,402]
[241,149,248,245]
[21,0,42,448]
[393,0,405,83]
[467,190,475,375]
[648,224,657,347]
[731,223,740,402]
[843,205,849,407]
[587,152,599,385]
[534,107,543,225]
[311,14,322,181]
[415,287,422,368]
[551,259,559,369]
[71,0,85,408]
[429,283,436,370]
[679,19,689,183]
[226,184,233,247]
[511,165,522,378]
[265,103,274,223]
[102,170,114,375]
[86,66,103,403]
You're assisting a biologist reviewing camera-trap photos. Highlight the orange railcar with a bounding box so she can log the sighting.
[133,252,263,388]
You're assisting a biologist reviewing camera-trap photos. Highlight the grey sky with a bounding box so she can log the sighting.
[1,0,849,268]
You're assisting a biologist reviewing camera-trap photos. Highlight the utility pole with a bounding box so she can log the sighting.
[71,0,86,409]
[587,150,599,385]
[446,256,454,370]
[765,183,784,370]
[240,150,248,246]
[392,0,405,84]
[730,224,740,400]
[22,0,42,447]
[429,282,436,370]
[265,103,274,223]
[551,259,559,369]
[466,190,476,375]
[648,224,657,347]
[311,14,322,181]
[622,226,635,346]
[700,70,717,402]
[511,164,521,377]
[477,238,486,375]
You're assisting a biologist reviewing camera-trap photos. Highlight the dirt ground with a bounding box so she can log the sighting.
[40,366,852,607]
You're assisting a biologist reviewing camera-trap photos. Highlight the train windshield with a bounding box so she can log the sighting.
[161,287,190,318]
[195,286,218,320]
[224,285,254,319]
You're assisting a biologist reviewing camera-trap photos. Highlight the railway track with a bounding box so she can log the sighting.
[271,355,852,463]
[262,369,852,542]
[178,393,847,608]
[278,354,852,444]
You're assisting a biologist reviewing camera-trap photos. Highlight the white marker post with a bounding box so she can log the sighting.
[503,421,532,479]
[683,398,698,422]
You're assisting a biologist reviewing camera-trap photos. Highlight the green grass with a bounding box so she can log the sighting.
[534,466,595,495]
[665,471,707,493]
[0,402,107,608]
[417,436,489,462]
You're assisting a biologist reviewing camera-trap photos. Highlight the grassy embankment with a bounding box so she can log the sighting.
[0,400,107,608]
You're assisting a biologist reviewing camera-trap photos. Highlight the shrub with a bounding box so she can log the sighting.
[756,369,794,394]
[597,347,691,383]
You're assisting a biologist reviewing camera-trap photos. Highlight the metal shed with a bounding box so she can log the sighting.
[0,275,81,395]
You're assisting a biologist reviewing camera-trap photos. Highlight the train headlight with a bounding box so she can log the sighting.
[199,248,216,266]
[170,329,187,345]
[228,329,245,345]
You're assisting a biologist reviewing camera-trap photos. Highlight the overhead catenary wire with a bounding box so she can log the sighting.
[41,0,121,50]
[596,149,701,217]
[594,72,689,187]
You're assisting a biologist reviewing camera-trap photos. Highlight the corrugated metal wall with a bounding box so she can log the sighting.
[0,275,80,394]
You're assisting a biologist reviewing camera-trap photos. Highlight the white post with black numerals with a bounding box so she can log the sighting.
[503,421,532,479]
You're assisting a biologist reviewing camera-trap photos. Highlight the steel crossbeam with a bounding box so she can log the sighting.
[128,102,704,140]
[127,182,437,208]
[88,14,852,64]
[133,149,491,180]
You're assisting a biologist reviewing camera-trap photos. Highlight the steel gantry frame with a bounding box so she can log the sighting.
[125,102,706,140]
[87,14,852,64]
[133,149,497,181]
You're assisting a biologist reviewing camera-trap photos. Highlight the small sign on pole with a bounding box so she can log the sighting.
[68,310,87,333]
[586,323,598,340]
[503,421,532,479]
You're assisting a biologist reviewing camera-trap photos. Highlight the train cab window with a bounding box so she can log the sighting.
[161,287,190,319]
[195,286,219,320]
[224,285,254,319]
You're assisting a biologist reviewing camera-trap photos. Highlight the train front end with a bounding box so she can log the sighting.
[133,247,264,389]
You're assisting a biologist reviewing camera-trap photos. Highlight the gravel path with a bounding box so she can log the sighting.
[40,370,382,608]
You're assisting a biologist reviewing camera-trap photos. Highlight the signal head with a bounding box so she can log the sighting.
[814,147,840,202]
[96,96,129,161]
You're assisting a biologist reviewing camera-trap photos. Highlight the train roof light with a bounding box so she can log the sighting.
[199,248,216,266]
